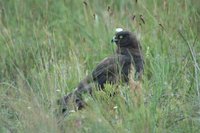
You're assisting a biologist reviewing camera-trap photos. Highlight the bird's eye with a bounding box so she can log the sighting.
[119,35,123,39]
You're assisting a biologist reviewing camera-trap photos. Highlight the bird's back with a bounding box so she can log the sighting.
[92,54,132,88]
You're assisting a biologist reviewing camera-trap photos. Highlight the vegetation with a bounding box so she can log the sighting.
[0,0,199,132]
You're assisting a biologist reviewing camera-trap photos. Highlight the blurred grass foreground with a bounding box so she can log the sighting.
[0,0,200,133]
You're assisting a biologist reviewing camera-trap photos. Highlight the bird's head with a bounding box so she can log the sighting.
[111,28,140,48]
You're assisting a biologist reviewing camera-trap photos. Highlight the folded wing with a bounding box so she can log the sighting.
[92,54,132,87]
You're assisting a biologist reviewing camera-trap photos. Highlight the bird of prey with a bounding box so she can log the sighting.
[59,28,144,113]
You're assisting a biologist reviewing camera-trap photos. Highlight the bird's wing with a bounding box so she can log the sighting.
[92,54,131,86]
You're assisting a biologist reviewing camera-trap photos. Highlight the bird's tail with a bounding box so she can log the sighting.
[58,75,93,114]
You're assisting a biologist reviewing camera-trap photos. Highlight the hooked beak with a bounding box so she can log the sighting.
[111,36,118,43]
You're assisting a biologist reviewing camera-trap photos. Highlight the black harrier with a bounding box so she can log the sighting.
[59,28,144,112]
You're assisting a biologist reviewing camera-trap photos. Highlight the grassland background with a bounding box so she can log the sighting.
[0,0,199,132]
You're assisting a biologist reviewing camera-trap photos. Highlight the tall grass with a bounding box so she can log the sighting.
[0,0,199,132]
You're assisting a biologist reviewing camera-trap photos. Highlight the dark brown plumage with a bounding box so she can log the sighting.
[59,29,144,113]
